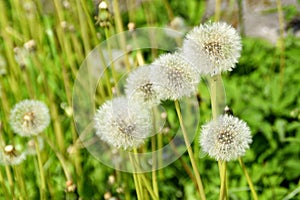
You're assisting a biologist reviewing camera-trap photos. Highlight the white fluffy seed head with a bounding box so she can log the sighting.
[125,65,161,108]
[183,22,242,76]
[94,97,152,150]
[200,114,252,161]
[0,145,26,166]
[151,52,200,100]
[9,99,50,137]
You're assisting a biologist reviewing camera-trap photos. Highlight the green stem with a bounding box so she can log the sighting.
[104,27,120,95]
[113,0,131,71]
[209,74,227,199]
[35,136,46,199]
[218,161,227,200]
[162,0,174,20]
[151,136,159,198]
[13,165,27,199]
[139,173,159,200]
[0,169,9,199]
[151,108,159,198]
[215,0,222,21]
[5,166,15,199]
[174,100,206,200]
[276,0,285,94]
[129,153,143,200]
[43,136,72,180]
[238,158,258,200]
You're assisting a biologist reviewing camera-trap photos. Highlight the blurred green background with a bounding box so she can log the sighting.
[0,0,300,199]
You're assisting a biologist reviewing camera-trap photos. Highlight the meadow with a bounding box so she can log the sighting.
[0,0,300,199]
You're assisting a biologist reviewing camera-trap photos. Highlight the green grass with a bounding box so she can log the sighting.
[0,0,300,199]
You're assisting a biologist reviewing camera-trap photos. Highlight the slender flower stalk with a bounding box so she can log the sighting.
[209,75,228,199]
[239,158,258,200]
[0,169,9,199]
[129,153,143,200]
[175,100,206,200]
[218,161,227,200]
[35,136,47,199]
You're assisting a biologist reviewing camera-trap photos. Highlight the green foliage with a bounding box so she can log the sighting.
[0,0,300,199]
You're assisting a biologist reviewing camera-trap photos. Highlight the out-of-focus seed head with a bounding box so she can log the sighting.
[10,99,50,137]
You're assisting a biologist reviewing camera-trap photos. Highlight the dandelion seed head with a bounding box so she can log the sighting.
[151,52,199,100]
[25,137,44,156]
[183,22,242,75]
[0,144,26,166]
[125,65,160,108]
[200,114,252,161]
[10,99,50,137]
[94,97,152,150]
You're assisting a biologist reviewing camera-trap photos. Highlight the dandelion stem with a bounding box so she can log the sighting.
[112,0,131,72]
[215,0,222,21]
[104,27,120,95]
[208,74,227,199]
[276,0,285,94]
[157,130,163,179]
[129,152,143,200]
[218,161,227,200]
[131,148,158,200]
[162,0,174,20]
[5,166,15,199]
[139,172,159,200]
[0,169,9,199]
[175,100,206,200]
[170,139,197,186]
[43,136,72,180]
[151,136,159,198]
[13,165,27,199]
[151,108,159,198]
[34,136,46,199]
[238,158,258,200]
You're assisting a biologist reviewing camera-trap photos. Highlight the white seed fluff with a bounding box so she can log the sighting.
[151,52,200,100]
[200,114,252,161]
[182,22,242,75]
[125,65,160,108]
[9,99,50,137]
[94,97,152,150]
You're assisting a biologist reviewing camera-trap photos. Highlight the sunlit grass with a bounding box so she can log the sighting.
[0,0,300,199]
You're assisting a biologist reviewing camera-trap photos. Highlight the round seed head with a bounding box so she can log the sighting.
[125,65,161,108]
[183,22,242,75]
[200,114,252,161]
[0,144,26,166]
[10,99,50,137]
[151,52,200,100]
[94,97,152,150]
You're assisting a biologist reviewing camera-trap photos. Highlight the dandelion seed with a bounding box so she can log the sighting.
[200,114,252,161]
[151,52,199,100]
[25,137,44,156]
[65,180,77,193]
[24,39,36,52]
[165,16,187,38]
[94,97,152,150]
[10,99,50,137]
[125,65,160,108]
[0,144,26,166]
[183,22,242,75]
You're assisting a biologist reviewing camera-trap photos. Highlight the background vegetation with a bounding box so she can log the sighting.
[0,0,300,199]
